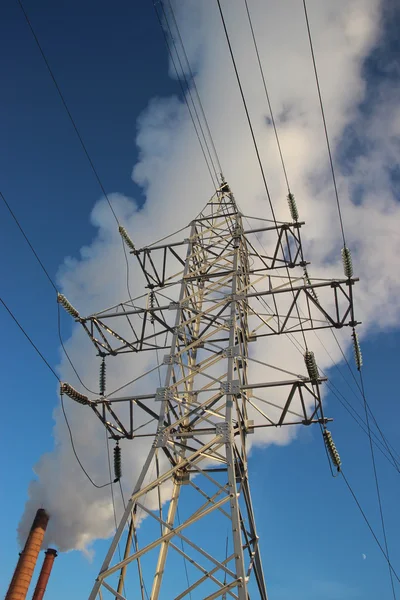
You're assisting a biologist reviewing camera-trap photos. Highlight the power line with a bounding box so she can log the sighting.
[61,392,112,489]
[216,0,276,223]
[216,0,309,351]
[16,0,138,307]
[151,0,219,190]
[244,0,399,495]
[0,295,112,489]
[326,380,399,472]
[0,191,57,293]
[341,469,400,585]
[302,0,346,248]
[0,296,59,381]
[159,1,219,184]
[359,370,397,598]
[1,187,97,393]
[16,0,119,225]
[253,289,400,471]
[281,282,398,594]
[331,331,400,467]
[165,0,223,177]
[243,0,290,193]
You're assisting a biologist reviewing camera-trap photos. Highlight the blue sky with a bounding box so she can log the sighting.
[1,0,400,598]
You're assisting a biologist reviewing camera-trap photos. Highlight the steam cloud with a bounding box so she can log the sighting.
[19,0,400,553]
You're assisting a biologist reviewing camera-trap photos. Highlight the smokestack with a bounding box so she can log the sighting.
[5,509,49,600]
[31,549,57,600]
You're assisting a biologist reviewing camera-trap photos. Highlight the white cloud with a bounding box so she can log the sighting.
[19,0,400,554]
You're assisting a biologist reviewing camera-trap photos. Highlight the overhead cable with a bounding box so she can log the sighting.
[341,470,400,585]
[243,0,398,478]
[165,0,223,177]
[243,0,291,193]
[1,191,57,293]
[216,0,309,350]
[151,0,219,190]
[0,296,59,381]
[359,370,397,599]
[16,0,119,225]
[159,0,220,184]
[302,0,346,248]
[0,295,113,489]
[331,331,400,469]
[16,0,136,304]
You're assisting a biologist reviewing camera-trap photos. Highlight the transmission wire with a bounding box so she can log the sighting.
[331,331,400,467]
[253,291,399,588]
[252,294,400,583]
[216,0,309,350]
[159,1,219,184]
[244,0,398,473]
[0,296,59,381]
[60,392,113,489]
[251,290,399,471]
[300,0,399,479]
[16,0,137,307]
[216,0,276,223]
[1,187,97,394]
[359,370,397,598]
[151,0,219,191]
[1,191,57,292]
[165,0,223,176]
[341,470,400,585]
[243,0,290,193]
[302,0,346,248]
[0,281,112,490]
[16,0,119,225]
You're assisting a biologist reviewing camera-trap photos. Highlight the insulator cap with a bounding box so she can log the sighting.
[304,350,319,382]
[287,193,299,222]
[113,443,122,481]
[61,382,90,405]
[99,358,106,396]
[352,329,363,371]
[119,225,136,252]
[323,429,342,471]
[57,293,80,319]
[341,247,353,278]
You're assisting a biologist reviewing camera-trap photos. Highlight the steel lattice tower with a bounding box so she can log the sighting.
[61,182,357,599]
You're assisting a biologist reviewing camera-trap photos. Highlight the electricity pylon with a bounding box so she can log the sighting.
[60,182,357,599]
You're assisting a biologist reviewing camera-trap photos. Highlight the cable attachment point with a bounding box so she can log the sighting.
[304,350,319,382]
[341,246,353,279]
[149,290,155,325]
[61,382,90,405]
[119,225,136,252]
[352,328,363,371]
[57,293,80,319]
[323,429,342,471]
[99,357,106,396]
[303,267,318,301]
[219,179,231,195]
[287,192,299,222]
[113,442,122,482]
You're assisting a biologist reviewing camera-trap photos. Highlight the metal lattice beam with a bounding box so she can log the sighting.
[62,182,357,599]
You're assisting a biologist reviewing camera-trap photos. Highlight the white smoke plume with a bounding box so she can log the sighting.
[19,0,400,553]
